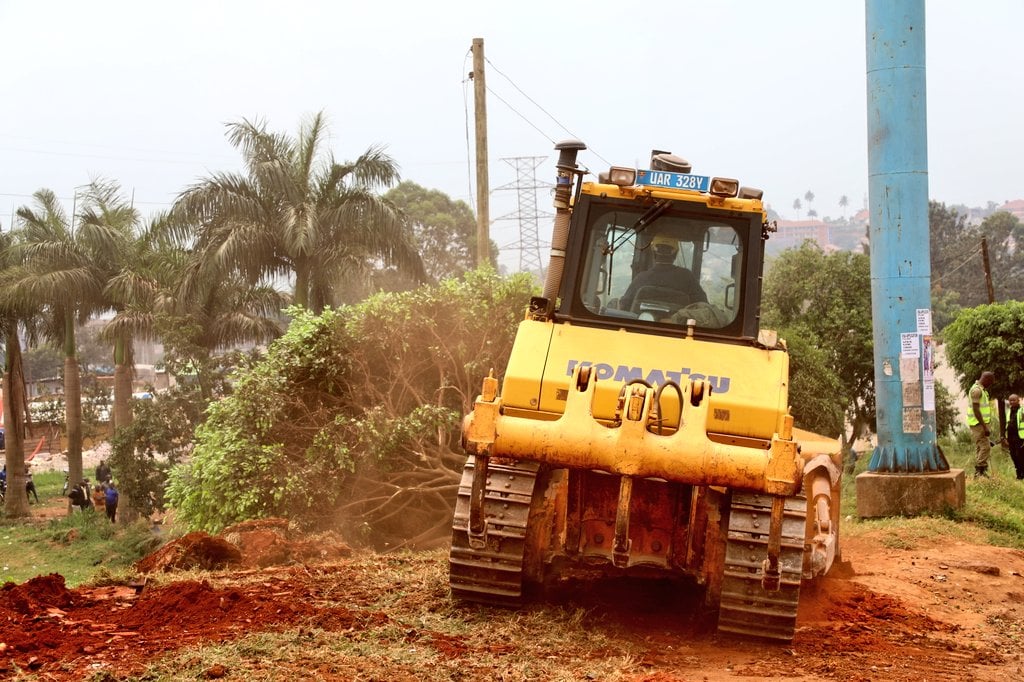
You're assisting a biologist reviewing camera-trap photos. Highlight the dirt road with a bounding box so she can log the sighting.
[1,525,1022,680]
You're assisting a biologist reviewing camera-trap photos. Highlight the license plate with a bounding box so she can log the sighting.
[636,170,710,192]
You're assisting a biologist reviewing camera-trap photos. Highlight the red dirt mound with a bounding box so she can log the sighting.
[0,568,383,678]
[135,518,353,573]
[221,518,352,566]
[134,531,242,573]
[1,574,74,615]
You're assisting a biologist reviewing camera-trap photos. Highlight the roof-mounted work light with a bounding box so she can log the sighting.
[709,177,740,197]
[607,166,637,187]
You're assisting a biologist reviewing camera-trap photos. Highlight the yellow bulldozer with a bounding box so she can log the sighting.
[448,141,842,641]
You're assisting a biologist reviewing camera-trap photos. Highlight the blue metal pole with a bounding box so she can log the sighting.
[865,0,946,472]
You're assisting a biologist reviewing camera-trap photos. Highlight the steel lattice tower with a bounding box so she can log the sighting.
[494,156,550,276]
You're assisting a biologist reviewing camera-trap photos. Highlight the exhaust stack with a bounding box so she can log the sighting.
[542,139,586,302]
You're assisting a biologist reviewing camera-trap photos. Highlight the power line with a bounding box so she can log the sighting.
[484,57,610,166]
[485,85,556,146]
[0,133,236,161]
[0,145,231,166]
[934,244,982,284]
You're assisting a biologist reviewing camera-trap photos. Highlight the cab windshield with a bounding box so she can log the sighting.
[575,204,745,331]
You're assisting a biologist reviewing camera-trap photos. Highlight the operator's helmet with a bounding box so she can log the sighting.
[650,234,678,263]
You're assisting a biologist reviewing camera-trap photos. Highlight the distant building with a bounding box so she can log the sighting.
[773,219,831,251]
[998,199,1024,222]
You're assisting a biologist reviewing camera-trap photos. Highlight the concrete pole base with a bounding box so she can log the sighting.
[856,470,966,518]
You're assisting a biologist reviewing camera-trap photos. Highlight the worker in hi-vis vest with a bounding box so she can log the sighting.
[1002,394,1024,481]
[967,370,996,478]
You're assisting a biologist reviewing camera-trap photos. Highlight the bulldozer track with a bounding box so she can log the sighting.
[448,456,540,606]
[718,492,807,641]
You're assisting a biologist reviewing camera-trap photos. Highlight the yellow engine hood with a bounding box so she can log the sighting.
[501,320,790,441]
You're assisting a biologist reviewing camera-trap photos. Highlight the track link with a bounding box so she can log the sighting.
[449,456,540,605]
[718,492,807,641]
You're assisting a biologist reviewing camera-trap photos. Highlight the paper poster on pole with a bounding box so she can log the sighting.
[921,335,934,382]
[923,379,935,411]
[900,357,919,381]
[902,381,922,407]
[903,407,923,433]
[900,332,920,358]
[916,308,933,335]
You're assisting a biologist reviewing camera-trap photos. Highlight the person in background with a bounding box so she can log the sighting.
[1002,394,1024,481]
[92,482,106,510]
[95,459,112,484]
[967,370,996,478]
[104,481,119,523]
[25,466,39,504]
[68,480,91,511]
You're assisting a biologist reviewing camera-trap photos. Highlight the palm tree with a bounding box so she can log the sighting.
[839,195,850,219]
[77,181,143,433]
[101,211,288,522]
[173,112,425,312]
[793,198,802,219]
[10,186,130,493]
[804,190,815,218]
[171,257,289,398]
[0,230,36,519]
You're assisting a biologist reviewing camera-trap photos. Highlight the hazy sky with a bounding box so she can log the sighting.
[2,1,1020,268]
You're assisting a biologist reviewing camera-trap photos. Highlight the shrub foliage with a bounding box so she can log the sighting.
[167,269,535,546]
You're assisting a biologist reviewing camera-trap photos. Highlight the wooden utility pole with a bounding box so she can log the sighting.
[980,236,995,304]
[471,38,490,267]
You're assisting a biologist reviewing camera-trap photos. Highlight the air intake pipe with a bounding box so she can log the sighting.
[542,140,586,302]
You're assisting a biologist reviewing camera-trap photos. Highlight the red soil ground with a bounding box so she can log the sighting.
[1,523,1022,680]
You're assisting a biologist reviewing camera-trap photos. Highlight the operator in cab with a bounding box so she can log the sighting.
[618,234,707,312]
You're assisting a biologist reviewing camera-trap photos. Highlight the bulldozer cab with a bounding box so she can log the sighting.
[555,176,769,343]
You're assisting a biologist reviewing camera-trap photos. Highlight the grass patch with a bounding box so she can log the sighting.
[838,432,1024,550]
[0,514,157,587]
[0,470,160,587]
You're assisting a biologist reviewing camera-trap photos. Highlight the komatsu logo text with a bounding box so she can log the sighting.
[565,360,731,394]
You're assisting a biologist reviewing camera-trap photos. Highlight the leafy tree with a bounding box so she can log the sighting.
[931,289,963,334]
[110,356,237,519]
[173,112,425,312]
[762,241,875,451]
[21,344,62,384]
[776,324,845,437]
[930,203,1024,330]
[934,380,958,437]
[167,269,536,546]
[381,181,497,287]
[75,323,112,375]
[943,301,1024,398]
[979,211,1024,302]
[929,201,974,330]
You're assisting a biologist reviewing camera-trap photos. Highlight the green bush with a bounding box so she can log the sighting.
[167,269,535,538]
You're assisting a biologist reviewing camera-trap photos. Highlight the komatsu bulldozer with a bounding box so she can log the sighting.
[448,141,842,641]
